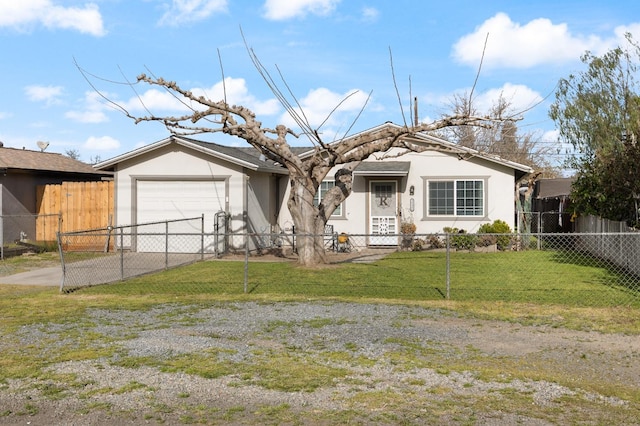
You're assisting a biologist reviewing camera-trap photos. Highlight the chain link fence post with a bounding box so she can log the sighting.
[0,215,4,260]
[165,221,169,270]
[200,214,205,261]
[57,231,65,292]
[446,233,450,299]
[120,227,124,281]
[244,232,249,294]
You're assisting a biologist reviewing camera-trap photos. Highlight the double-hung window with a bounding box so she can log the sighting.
[428,179,484,216]
[314,180,342,217]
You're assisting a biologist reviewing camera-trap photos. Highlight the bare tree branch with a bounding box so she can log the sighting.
[468,32,489,115]
[74,57,133,117]
[389,47,408,128]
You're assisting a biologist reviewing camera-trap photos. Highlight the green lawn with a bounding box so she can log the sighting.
[1,249,639,338]
[81,250,639,308]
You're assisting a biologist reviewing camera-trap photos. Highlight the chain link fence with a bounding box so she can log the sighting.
[57,224,640,306]
[58,217,215,292]
[1,213,60,259]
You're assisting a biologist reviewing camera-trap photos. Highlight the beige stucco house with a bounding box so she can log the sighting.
[95,136,288,253]
[95,123,533,252]
[290,123,534,242]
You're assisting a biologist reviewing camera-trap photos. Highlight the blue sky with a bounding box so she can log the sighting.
[1,0,640,168]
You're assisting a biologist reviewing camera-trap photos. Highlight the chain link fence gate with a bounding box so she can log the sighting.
[57,216,215,292]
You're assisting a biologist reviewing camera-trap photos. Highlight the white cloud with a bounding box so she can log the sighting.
[0,0,105,36]
[158,0,227,26]
[542,129,560,143]
[472,83,543,116]
[452,12,618,69]
[279,87,370,135]
[0,112,10,120]
[65,91,109,123]
[25,85,64,105]
[263,0,340,21]
[125,77,281,117]
[192,77,281,116]
[83,135,121,151]
[361,7,379,23]
[65,110,108,123]
[123,88,185,113]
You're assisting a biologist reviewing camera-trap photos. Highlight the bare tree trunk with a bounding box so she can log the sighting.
[287,174,327,266]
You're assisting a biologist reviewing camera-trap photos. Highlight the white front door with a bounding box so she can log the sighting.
[369,181,397,245]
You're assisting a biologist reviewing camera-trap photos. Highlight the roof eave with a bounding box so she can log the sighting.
[95,136,269,172]
[352,171,410,176]
[297,122,535,175]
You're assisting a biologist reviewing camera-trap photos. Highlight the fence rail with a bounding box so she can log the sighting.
[56,223,640,306]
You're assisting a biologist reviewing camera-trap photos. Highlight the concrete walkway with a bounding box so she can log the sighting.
[0,266,62,287]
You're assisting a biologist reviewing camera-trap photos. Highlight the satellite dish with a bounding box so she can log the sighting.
[36,141,49,152]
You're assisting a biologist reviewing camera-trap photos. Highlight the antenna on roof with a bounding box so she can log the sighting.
[36,141,49,152]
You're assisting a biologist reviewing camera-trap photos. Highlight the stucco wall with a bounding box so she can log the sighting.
[277,148,520,236]
[113,144,244,229]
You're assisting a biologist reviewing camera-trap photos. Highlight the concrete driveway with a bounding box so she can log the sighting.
[0,266,63,287]
[1,252,205,291]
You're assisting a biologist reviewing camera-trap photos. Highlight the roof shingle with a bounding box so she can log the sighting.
[0,147,107,175]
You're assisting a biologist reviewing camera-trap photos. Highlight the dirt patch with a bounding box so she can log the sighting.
[1,301,638,425]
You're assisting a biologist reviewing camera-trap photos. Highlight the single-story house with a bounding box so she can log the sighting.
[95,122,533,252]
[0,144,111,244]
[281,123,533,241]
[95,135,289,253]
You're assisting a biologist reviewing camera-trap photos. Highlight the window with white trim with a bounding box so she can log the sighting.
[428,179,484,216]
[314,180,342,216]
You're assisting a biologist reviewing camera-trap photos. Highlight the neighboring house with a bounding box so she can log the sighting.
[0,144,111,243]
[96,123,533,252]
[531,177,574,233]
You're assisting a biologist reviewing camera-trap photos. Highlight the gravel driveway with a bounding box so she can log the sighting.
[1,301,639,425]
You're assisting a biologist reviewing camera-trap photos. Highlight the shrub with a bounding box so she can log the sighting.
[443,227,477,250]
[476,234,497,247]
[477,220,512,250]
[400,221,417,250]
[411,238,425,251]
[400,221,416,234]
[427,235,444,249]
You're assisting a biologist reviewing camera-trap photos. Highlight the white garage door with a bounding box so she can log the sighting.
[136,180,227,253]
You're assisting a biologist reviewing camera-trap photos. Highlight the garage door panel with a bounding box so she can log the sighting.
[136,180,226,253]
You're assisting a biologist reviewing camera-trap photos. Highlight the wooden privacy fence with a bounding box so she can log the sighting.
[37,181,114,246]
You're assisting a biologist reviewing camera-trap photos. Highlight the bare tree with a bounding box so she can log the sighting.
[80,55,508,266]
[442,92,481,149]
[65,148,81,160]
[438,93,561,177]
